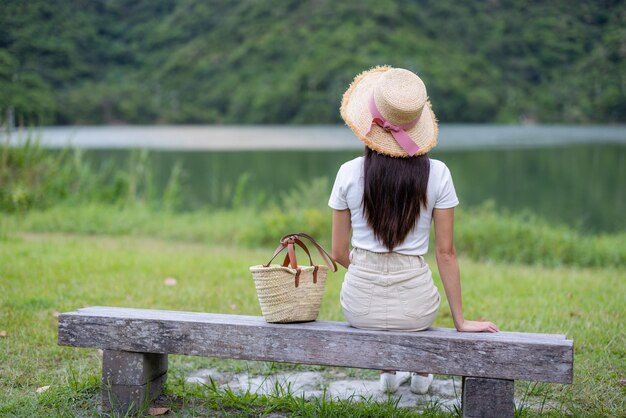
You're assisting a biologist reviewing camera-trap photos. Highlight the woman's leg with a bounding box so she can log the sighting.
[343,250,435,393]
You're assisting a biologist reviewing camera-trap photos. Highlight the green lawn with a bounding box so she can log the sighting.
[1,233,624,416]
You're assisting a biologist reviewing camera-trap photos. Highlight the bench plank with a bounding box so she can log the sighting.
[58,307,573,384]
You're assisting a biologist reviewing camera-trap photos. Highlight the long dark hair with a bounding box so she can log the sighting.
[362,147,430,251]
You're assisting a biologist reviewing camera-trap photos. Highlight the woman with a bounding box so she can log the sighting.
[329,66,499,394]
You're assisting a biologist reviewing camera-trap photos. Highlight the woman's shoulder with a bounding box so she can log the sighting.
[428,157,447,169]
[428,158,454,184]
[338,156,364,174]
[428,158,452,174]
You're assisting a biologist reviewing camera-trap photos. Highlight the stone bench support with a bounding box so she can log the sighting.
[101,350,168,412]
[462,377,514,418]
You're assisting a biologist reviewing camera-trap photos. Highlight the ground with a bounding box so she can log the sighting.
[1,233,624,416]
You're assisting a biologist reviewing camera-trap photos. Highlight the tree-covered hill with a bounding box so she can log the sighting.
[1,0,625,126]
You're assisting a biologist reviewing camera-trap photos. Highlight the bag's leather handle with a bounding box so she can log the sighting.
[266,237,313,269]
[291,232,338,273]
[263,233,338,287]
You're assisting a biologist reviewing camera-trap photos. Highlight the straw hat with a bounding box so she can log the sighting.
[340,66,438,157]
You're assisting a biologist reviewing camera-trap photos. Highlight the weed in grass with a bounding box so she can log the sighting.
[179,379,419,418]
[515,381,556,416]
[0,133,186,213]
[419,399,458,417]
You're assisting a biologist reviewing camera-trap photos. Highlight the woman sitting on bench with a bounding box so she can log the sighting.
[329,66,499,394]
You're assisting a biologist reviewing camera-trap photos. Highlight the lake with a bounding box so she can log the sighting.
[6,125,625,233]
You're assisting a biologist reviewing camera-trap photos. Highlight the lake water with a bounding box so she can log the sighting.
[6,125,624,233]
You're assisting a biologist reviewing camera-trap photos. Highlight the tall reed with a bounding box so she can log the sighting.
[2,137,624,268]
[0,132,183,212]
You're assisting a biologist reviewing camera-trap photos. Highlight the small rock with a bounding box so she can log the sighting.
[164,278,177,286]
[185,368,224,385]
[619,377,626,386]
[232,371,323,396]
[185,376,207,384]
[0,330,6,337]
[229,304,237,310]
[52,311,61,318]
[36,385,50,393]
[148,406,170,416]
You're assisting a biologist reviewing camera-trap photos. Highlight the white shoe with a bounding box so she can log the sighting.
[410,373,434,394]
[379,371,411,393]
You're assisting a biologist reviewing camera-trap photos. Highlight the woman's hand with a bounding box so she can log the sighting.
[456,319,499,333]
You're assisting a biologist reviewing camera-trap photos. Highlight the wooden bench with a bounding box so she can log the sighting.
[58,306,573,417]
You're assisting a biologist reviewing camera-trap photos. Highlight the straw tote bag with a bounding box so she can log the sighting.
[250,233,337,323]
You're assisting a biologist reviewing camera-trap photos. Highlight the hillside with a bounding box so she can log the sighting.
[1,0,625,125]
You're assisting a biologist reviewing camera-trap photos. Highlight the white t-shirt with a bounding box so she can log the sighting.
[328,157,459,256]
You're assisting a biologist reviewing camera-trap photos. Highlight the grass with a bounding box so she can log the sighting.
[2,202,625,269]
[3,123,624,416]
[162,378,439,417]
[1,232,625,416]
[2,138,625,269]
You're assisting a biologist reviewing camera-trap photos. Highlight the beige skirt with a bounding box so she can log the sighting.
[340,248,440,331]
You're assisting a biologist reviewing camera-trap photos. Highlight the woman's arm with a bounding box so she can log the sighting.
[433,207,499,333]
[331,209,352,269]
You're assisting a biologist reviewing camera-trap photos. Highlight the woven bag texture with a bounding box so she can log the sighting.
[250,264,328,323]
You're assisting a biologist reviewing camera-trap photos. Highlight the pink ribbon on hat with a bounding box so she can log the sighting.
[366,94,421,156]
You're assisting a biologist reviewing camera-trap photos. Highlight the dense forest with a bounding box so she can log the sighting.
[1,0,625,126]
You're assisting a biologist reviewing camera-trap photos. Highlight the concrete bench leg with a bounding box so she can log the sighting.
[462,377,514,418]
[102,350,168,413]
